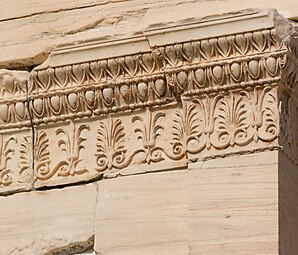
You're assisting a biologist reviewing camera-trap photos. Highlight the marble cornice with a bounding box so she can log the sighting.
[26,26,285,125]
[0,8,297,193]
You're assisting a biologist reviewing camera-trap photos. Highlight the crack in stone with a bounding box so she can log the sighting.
[0,1,133,23]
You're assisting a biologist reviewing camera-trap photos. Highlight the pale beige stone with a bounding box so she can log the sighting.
[144,5,276,46]
[74,251,95,255]
[38,36,151,69]
[95,170,189,255]
[0,0,196,68]
[0,1,298,254]
[28,7,286,188]
[33,108,188,188]
[189,151,279,255]
[0,0,297,68]
[94,151,279,254]
[0,183,97,255]
[0,128,33,195]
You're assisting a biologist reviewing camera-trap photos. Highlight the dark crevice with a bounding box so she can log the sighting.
[43,236,94,255]
[0,187,33,197]
[25,76,36,193]
[3,65,37,72]
[35,174,104,192]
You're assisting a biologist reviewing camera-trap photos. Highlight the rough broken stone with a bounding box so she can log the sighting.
[0,0,297,69]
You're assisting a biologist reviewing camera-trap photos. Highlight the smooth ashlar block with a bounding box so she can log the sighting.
[94,151,279,255]
[95,170,189,255]
[188,151,279,255]
[0,183,97,255]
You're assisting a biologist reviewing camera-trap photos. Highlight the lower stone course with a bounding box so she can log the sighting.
[0,183,97,255]
[0,151,279,255]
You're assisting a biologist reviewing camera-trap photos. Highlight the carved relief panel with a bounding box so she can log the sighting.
[33,105,189,188]
[0,128,32,194]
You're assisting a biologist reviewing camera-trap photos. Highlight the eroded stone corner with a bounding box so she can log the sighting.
[43,236,95,255]
[0,69,33,195]
[275,13,298,166]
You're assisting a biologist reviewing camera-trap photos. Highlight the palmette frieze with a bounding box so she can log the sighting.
[30,84,279,186]
[34,121,89,181]
[1,20,298,189]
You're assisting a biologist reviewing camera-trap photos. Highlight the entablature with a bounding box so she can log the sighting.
[0,7,297,193]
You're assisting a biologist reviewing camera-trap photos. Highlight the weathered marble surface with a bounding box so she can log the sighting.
[0,183,97,255]
[95,170,189,255]
[22,7,284,190]
[188,152,278,255]
[0,151,279,255]
[0,1,297,254]
[94,151,278,255]
[0,0,297,68]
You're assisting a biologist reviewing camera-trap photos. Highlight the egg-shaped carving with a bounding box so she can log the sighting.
[266,57,277,75]
[138,82,148,99]
[120,85,131,102]
[50,96,60,112]
[230,63,241,80]
[155,79,166,97]
[177,71,188,87]
[213,66,223,83]
[248,60,259,78]
[33,98,43,115]
[85,90,95,106]
[0,104,9,122]
[194,69,205,86]
[15,102,25,118]
[102,87,114,104]
[68,93,78,108]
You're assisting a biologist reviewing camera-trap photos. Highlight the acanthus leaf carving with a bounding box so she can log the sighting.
[35,121,90,181]
[0,135,17,186]
[132,110,165,164]
[95,116,129,172]
[169,104,203,161]
[18,135,32,183]
[55,121,90,177]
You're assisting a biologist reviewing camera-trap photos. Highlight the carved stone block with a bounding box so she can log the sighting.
[33,106,189,188]
[0,183,97,255]
[0,70,33,195]
[0,128,33,195]
[0,2,298,254]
